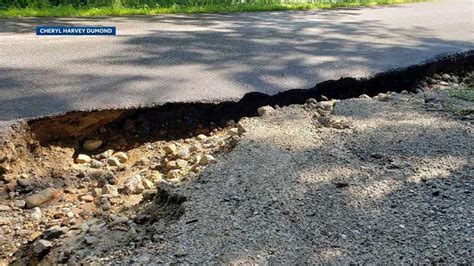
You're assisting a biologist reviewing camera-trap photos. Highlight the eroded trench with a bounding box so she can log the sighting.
[0,51,473,263]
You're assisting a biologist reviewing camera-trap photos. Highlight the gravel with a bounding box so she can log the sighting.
[55,86,473,264]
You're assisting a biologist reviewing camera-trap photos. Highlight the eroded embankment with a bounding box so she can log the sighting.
[0,51,471,196]
[0,51,472,264]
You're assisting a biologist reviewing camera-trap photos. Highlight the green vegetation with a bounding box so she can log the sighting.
[447,88,474,102]
[0,0,425,17]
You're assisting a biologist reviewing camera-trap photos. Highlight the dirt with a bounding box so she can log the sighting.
[0,70,473,264]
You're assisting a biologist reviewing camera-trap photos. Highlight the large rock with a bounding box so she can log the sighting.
[25,188,60,209]
[83,140,103,152]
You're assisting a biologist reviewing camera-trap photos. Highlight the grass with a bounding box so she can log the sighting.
[0,0,426,17]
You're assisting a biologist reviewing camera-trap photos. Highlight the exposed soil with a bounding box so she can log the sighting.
[0,57,473,264]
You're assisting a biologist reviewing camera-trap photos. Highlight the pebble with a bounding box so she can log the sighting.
[28,231,42,242]
[97,149,114,159]
[236,122,247,135]
[30,207,42,222]
[0,217,10,225]
[76,154,92,164]
[109,216,129,226]
[199,155,215,166]
[142,179,155,189]
[176,159,188,169]
[114,152,129,163]
[196,134,207,141]
[25,188,60,208]
[441,73,451,81]
[89,159,103,169]
[306,98,317,104]
[102,184,119,197]
[433,73,442,80]
[17,178,31,187]
[92,188,102,197]
[424,92,439,103]
[100,200,112,211]
[147,172,163,183]
[167,169,181,179]
[122,175,144,195]
[166,160,178,169]
[33,239,53,254]
[107,157,121,167]
[163,143,178,155]
[83,139,103,151]
[43,225,66,240]
[0,205,11,211]
[257,106,274,116]
[142,189,158,201]
[79,195,94,202]
[317,101,335,111]
[15,200,26,208]
[377,93,391,102]
[229,128,239,136]
[177,148,190,159]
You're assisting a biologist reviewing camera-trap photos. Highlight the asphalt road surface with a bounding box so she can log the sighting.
[0,0,473,126]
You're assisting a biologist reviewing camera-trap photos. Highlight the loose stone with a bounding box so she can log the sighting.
[0,205,11,211]
[122,175,144,195]
[15,200,26,208]
[163,143,178,155]
[196,134,207,141]
[102,184,119,197]
[199,155,215,166]
[229,128,239,136]
[25,188,60,208]
[114,152,129,163]
[33,239,53,254]
[30,207,42,222]
[79,195,94,203]
[167,169,181,179]
[0,217,10,225]
[107,157,121,167]
[257,105,274,116]
[89,160,103,169]
[76,154,92,164]
[83,139,103,151]
[142,189,158,201]
[142,179,155,189]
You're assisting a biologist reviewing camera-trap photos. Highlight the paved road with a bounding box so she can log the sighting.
[0,0,473,124]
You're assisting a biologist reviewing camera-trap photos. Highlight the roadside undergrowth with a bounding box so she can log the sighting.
[0,0,426,18]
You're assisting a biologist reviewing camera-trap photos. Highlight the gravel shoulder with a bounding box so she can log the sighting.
[68,83,473,264]
[1,76,473,264]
